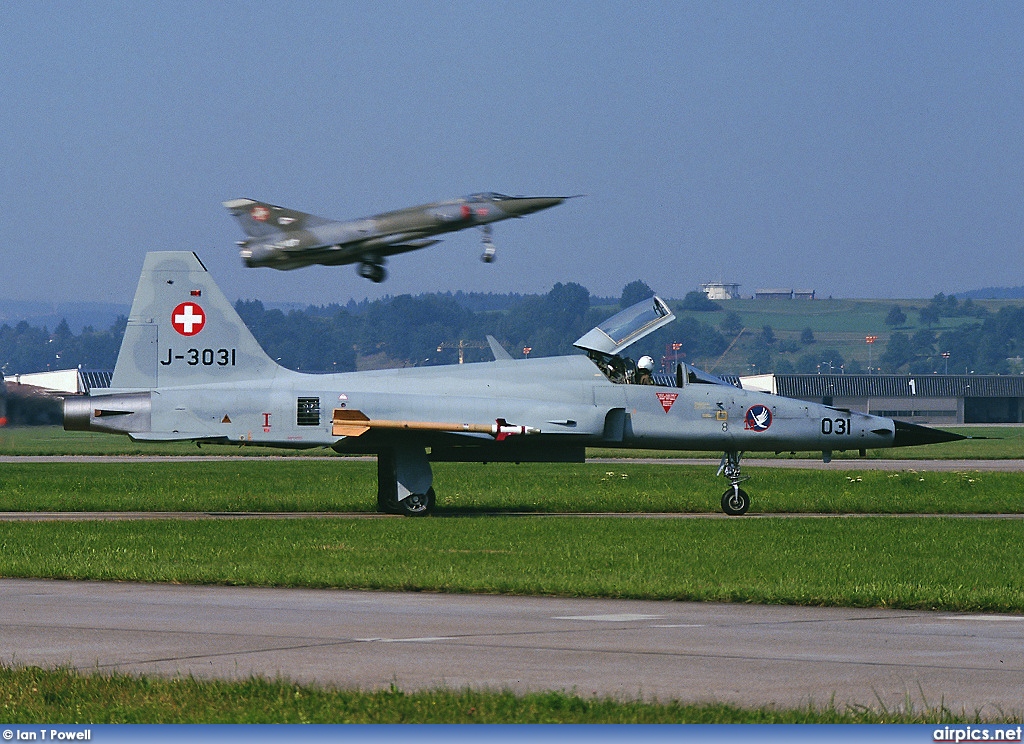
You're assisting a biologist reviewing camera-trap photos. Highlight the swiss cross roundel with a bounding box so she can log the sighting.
[171,302,205,336]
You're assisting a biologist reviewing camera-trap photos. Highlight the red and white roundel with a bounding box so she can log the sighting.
[171,302,205,336]
[251,205,270,222]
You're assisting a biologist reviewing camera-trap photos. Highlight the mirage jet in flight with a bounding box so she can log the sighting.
[65,252,964,516]
[223,192,573,283]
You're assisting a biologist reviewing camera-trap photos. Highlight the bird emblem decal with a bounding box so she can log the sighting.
[744,405,773,432]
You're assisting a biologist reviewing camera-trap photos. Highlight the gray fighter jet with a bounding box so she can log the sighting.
[64,252,964,516]
[223,192,572,282]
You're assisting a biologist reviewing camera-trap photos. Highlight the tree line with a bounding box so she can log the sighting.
[0,281,728,377]
[5,286,1024,380]
[744,293,1024,376]
[880,299,1024,375]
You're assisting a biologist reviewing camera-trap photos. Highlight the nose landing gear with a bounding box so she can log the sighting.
[717,450,750,515]
[480,225,496,263]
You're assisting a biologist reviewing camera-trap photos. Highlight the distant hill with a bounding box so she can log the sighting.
[0,292,621,331]
[0,300,130,334]
[956,287,1024,300]
[6,290,1024,379]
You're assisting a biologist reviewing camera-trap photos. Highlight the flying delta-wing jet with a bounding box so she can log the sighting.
[64,252,965,516]
[223,192,573,283]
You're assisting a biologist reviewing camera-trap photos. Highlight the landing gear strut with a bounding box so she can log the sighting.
[480,225,495,263]
[358,260,387,283]
[717,450,750,516]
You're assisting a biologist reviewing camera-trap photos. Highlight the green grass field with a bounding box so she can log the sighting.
[2,517,1022,612]
[2,667,998,723]
[1,459,1022,513]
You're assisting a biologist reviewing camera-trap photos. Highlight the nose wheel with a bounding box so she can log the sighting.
[717,450,751,516]
[721,485,750,516]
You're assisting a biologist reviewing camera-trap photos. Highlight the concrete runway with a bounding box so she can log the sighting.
[3,578,1022,715]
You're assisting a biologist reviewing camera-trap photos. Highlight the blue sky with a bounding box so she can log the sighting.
[2,1,1022,305]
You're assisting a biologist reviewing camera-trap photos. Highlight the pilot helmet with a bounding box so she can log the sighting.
[637,355,655,372]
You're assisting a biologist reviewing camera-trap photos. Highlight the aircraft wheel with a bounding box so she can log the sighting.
[721,486,749,516]
[397,488,435,517]
[358,262,387,283]
[377,491,401,514]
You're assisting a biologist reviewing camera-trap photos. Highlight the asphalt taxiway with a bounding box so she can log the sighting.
[2,578,1021,715]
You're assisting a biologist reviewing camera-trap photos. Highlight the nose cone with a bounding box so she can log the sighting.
[891,420,967,448]
[498,196,572,217]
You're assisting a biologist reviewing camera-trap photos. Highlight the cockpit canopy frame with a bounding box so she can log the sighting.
[573,295,675,356]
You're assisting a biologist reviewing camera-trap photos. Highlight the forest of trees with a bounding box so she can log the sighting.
[878,295,1024,375]
[0,281,727,377]
[4,287,1024,380]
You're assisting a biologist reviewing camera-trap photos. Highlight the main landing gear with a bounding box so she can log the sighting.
[480,224,495,263]
[357,260,387,283]
[376,446,436,516]
[717,450,750,516]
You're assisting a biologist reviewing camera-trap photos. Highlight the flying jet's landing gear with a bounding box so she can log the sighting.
[717,450,750,516]
[357,260,387,283]
[376,446,436,516]
[480,225,496,263]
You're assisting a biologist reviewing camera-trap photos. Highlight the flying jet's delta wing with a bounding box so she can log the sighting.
[223,192,575,283]
[65,252,965,516]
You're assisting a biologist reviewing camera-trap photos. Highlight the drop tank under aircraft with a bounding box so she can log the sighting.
[64,252,964,515]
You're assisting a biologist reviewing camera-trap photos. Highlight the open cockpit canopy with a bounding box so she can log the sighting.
[573,295,675,356]
[574,296,737,388]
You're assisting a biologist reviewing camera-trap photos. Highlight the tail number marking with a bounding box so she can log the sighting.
[161,348,237,366]
[821,417,852,435]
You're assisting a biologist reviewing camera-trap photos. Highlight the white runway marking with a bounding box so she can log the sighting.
[553,614,664,622]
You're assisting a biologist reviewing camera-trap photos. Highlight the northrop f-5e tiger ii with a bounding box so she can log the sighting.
[223,192,573,283]
[65,252,964,516]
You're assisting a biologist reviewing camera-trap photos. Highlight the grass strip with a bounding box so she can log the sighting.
[0,666,1007,724]
[1,517,1022,612]
[2,460,1023,514]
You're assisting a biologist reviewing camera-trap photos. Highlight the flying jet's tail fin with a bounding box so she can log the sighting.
[222,198,333,238]
[110,252,283,391]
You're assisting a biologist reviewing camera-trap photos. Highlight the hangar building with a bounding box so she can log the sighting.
[738,374,1024,425]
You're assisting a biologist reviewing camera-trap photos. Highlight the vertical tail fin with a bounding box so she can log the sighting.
[110,252,281,391]
[222,198,332,238]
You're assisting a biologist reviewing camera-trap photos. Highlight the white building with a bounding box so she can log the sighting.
[700,282,741,300]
